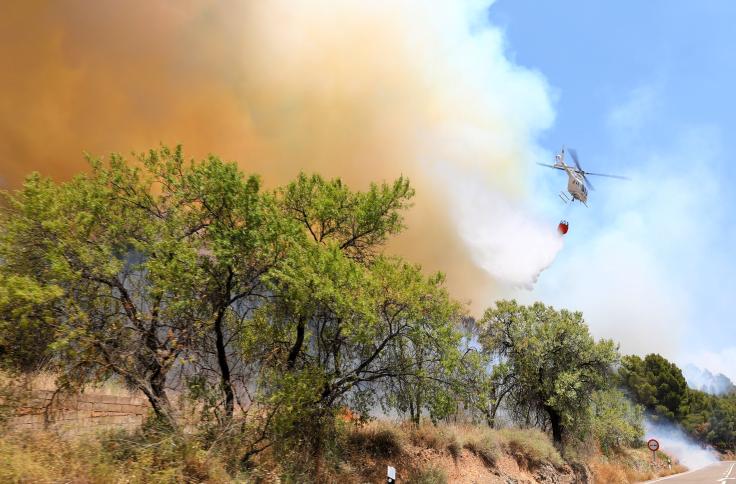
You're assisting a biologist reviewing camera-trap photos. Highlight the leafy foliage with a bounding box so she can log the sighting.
[0,147,466,475]
[619,354,688,420]
[590,389,644,454]
[479,300,619,444]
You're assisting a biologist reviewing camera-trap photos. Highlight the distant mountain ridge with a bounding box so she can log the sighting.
[683,364,736,396]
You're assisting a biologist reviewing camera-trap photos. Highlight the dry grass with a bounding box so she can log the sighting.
[589,459,631,483]
[0,431,120,483]
[0,429,231,484]
[589,447,688,483]
[408,464,448,484]
[0,415,693,483]
[380,422,565,472]
[346,420,405,459]
[498,428,564,469]
[403,421,461,462]
[457,425,502,467]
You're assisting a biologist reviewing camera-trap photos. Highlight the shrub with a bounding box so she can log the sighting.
[347,422,404,459]
[499,428,564,469]
[462,428,500,468]
[447,436,461,462]
[409,465,448,484]
[589,460,630,484]
[406,422,451,451]
[98,425,230,483]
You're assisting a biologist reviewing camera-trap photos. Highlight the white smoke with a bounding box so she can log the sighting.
[645,418,719,470]
[437,162,564,288]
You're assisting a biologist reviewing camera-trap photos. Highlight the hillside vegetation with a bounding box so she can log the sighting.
[0,146,719,481]
[620,353,736,452]
[0,419,684,483]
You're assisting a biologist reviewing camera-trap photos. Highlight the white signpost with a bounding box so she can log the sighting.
[387,465,396,484]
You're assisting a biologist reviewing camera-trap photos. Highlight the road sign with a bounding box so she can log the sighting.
[387,465,396,484]
[647,439,659,452]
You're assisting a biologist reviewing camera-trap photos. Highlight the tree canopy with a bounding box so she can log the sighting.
[479,300,619,444]
[619,354,688,421]
[0,146,464,460]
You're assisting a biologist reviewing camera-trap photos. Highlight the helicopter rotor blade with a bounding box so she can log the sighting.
[583,172,630,180]
[536,162,566,171]
[582,174,595,191]
[569,148,582,171]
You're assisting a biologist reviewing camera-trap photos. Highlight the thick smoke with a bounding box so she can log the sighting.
[644,418,718,470]
[0,1,560,309]
[437,162,563,288]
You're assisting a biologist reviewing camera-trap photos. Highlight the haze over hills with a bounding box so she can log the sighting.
[683,364,736,396]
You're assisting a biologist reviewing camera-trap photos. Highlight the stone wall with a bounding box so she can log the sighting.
[10,388,150,434]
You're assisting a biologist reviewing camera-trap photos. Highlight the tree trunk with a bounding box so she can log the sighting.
[141,368,176,429]
[214,308,234,418]
[545,404,564,445]
[485,409,495,428]
[141,322,177,429]
[287,317,306,369]
[414,386,422,425]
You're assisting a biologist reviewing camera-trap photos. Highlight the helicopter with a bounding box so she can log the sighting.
[538,147,629,206]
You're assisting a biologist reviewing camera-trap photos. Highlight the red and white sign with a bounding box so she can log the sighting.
[647,438,660,452]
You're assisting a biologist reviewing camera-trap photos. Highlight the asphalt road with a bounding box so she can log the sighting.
[643,461,736,483]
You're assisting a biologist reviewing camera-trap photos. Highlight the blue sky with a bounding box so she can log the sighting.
[491,1,736,375]
[493,1,736,161]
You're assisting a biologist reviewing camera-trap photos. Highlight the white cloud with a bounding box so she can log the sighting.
[606,84,659,143]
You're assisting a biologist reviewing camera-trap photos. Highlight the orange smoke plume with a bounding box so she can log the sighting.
[0,1,558,312]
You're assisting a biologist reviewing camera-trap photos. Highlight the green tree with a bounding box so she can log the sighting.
[245,173,464,466]
[590,389,644,454]
[619,354,688,420]
[0,147,290,427]
[479,300,619,445]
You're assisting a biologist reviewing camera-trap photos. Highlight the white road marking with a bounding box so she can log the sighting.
[641,467,706,483]
[718,463,736,482]
[642,462,736,483]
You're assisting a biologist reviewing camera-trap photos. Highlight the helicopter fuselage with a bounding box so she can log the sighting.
[556,161,588,204]
[541,147,628,206]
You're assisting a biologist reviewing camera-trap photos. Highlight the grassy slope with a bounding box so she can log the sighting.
[0,420,689,483]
